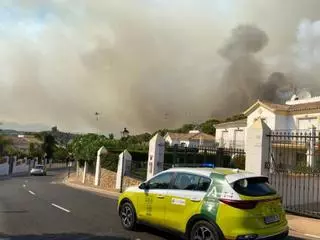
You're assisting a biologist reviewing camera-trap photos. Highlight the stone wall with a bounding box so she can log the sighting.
[73,166,141,191]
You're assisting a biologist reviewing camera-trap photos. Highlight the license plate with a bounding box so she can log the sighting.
[264,214,280,224]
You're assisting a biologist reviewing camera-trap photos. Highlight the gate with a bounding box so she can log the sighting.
[265,130,320,219]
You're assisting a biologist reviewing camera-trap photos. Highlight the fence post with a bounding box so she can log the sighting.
[245,118,271,175]
[116,150,132,191]
[307,125,316,167]
[147,133,165,180]
[82,161,87,184]
[95,147,107,186]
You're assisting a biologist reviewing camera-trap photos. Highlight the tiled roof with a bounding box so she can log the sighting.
[166,132,215,141]
[190,132,215,141]
[215,119,247,129]
[244,99,320,115]
[259,101,290,111]
[287,101,320,112]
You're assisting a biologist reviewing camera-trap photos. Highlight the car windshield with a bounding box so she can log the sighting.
[232,177,276,197]
[35,166,44,169]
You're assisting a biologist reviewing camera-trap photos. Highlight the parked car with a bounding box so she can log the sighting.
[30,165,47,176]
[118,167,288,240]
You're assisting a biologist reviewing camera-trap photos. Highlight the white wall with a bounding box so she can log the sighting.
[0,162,9,175]
[215,127,246,148]
[247,106,276,130]
[293,113,320,130]
[13,159,29,174]
[275,115,289,129]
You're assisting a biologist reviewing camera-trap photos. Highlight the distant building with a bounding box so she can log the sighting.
[215,94,320,167]
[215,119,247,149]
[164,130,215,147]
[3,135,42,152]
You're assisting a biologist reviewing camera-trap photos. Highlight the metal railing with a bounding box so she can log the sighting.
[266,130,320,219]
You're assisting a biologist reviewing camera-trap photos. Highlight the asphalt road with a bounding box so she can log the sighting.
[0,170,304,240]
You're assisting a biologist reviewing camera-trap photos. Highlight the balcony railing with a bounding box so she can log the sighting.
[219,140,245,149]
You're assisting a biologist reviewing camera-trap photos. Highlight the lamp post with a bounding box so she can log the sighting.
[120,127,129,193]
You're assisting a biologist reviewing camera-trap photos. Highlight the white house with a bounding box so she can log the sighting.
[215,119,247,149]
[215,94,320,167]
[164,130,215,148]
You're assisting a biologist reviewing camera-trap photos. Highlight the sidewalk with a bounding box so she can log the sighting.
[63,179,320,239]
[287,214,320,239]
[63,178,120,199]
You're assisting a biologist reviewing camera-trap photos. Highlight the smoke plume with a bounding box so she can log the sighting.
[1,1,320,134]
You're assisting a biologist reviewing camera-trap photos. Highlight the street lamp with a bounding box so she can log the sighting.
[120,127,129,193]
[121,127,130,139]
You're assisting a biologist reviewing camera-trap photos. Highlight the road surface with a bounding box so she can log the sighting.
[0,170,304,240]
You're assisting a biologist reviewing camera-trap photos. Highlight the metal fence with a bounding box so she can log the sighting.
[127,160,147,181]
[265,130,320,219]
[164,145,246,170]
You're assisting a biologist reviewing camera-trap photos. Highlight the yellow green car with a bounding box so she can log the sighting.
[118,167,289,240]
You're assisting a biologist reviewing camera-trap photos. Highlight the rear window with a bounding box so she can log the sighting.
[35,166,44,169]
[232,177,276,197]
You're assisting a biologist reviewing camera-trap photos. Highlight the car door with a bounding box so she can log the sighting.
[164,173,212,233]
[137,172,174,226]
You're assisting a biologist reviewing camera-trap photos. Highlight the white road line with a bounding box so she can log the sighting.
[51,203,71,213]
[305,234,320,239]
[28,190,36,196]
[22,184,26,188]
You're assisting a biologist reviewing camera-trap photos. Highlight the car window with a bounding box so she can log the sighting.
[35,166,44,169]
[172,173,212,191]
[197,177,211,192]
[148,172,173,190]
[232,177,276,197]
[173,173,200,190]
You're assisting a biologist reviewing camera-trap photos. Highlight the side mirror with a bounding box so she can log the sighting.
[139,182,149,190]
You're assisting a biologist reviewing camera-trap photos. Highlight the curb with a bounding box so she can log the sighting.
[63,180,120,199]
[289,227,320,239]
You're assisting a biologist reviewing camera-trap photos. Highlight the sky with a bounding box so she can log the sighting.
[1,0,320,135]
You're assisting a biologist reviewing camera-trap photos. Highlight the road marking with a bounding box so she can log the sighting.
[50,181,57,184]
[51,203,70,213]
[28,190,36,196]
[305,234,320,239]
[22,184,26,188]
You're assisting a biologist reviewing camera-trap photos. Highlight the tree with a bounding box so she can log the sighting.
[0,136,12,155]
[224,114,246,122]
[200,119,220,135]
[29,142,43,159]
[53,146,69,161]
[42,134,56,159]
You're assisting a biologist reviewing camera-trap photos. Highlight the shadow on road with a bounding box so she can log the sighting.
[0,232,306,240]
[0,233,130,240]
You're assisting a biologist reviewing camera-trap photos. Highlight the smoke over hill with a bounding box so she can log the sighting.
[0,1,320,134]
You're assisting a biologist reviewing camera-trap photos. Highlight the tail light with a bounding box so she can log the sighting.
[219,199,258,210]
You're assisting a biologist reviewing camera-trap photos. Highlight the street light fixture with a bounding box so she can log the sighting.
[120,127,129,193]
[121,127,130,139]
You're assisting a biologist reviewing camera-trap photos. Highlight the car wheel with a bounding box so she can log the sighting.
[189,220,222,240]
[120,202,136,231]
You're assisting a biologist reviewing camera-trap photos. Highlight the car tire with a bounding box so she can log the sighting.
[189,220,222,240]
[120,202,137,231]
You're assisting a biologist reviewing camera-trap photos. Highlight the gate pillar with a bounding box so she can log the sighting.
[245,118,271,175]
[147,133,165,180]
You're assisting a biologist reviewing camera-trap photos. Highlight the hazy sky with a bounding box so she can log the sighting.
[1,0,320,134]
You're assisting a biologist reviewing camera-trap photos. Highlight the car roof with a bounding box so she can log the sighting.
[164,167,263,181]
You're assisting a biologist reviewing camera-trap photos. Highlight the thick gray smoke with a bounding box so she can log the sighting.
[215,25,269,116]
[1,1,320,134]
